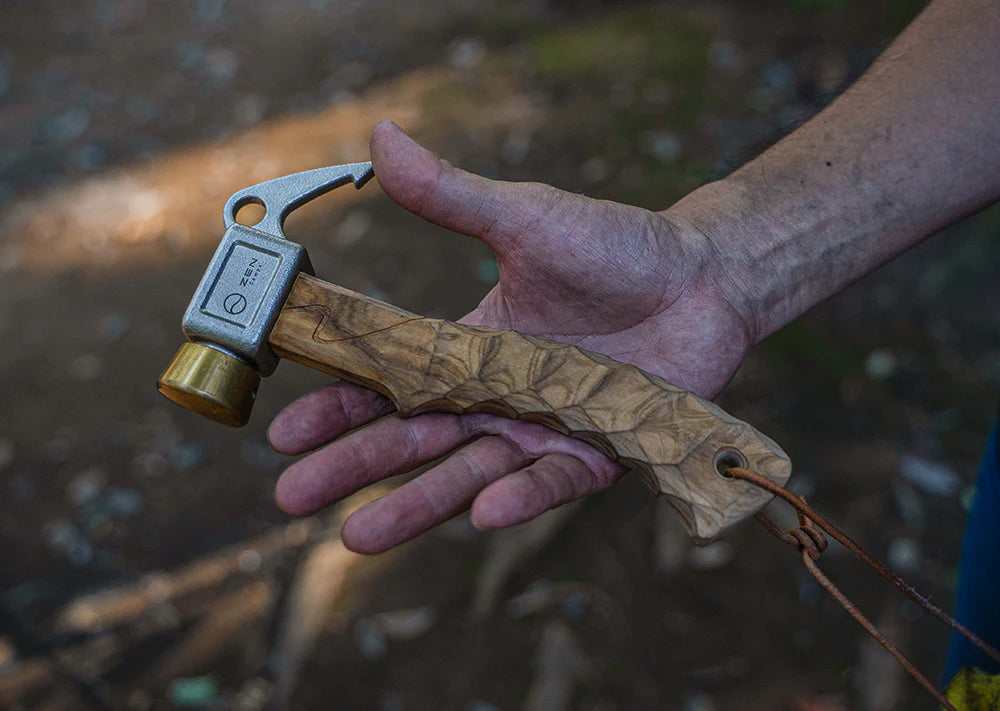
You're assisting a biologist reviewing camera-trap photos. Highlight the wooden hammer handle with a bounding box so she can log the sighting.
[269,273,791,542]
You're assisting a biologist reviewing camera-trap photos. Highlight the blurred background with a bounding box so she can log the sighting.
[2,0,999,709]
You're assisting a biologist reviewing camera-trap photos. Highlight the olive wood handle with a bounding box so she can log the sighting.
[269,273,791,542]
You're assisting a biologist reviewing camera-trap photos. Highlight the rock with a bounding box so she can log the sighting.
[960,485,976,512]
[67,467,107,506]
[206,48,238,85]
[898,454,960,497]
[506,582,556,619]
[332,210,371,248]
[45,520,94,566]
[353,606,438,662]
[232,677,270,711]
[682,693,716,711]
[132,451,168,478]
[759,59,795,92]
[580,156,610,185]
[168,676,217,708]
[502,129,532,166]
[864,348,897,380]
[886,537,921,574]
[354,619,388,661]
[640,130,682,161]
[170,442,207,470]
[100,487,143,518]
[233,95,265,127]
[688,541,734,571]
[448,38,486,70]
[38,108,91,143]
[237,549,262,574]
[100,312,129,341]
[371,606,437,640]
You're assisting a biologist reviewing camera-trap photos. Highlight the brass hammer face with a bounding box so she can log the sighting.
[157,162,374,426]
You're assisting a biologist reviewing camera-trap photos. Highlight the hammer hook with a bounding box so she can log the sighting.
[222,161,374,239]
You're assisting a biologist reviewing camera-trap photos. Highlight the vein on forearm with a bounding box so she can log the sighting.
[680,0,1000,341]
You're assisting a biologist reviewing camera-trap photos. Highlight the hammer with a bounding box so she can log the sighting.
[157,161,791,542]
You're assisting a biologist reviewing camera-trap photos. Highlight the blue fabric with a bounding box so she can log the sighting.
[944,422,1000,681]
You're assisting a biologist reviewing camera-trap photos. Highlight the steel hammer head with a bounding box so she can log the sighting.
[157,162,374,426]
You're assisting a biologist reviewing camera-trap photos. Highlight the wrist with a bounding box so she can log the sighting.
[661,176,775,345]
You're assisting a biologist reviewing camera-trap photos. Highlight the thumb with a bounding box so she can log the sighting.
[369,120,564,251]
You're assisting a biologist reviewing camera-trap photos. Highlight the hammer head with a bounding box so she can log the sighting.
[157,162,373,426]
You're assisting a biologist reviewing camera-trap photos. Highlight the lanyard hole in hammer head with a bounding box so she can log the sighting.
[231,195,266,228]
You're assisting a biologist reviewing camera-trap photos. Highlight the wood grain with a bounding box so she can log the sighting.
[270,273,792,542]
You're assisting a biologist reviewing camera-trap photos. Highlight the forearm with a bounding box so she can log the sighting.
[669,0,1000,342]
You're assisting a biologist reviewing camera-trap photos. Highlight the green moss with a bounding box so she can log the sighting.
[470,11,545,44]
[787,0,846,11]
[764,321,864,377]
[530,9,710,93]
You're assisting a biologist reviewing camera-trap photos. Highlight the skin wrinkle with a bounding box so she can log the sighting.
[409,474,448,523]
[493,207,695,342]
[400,412,424,465]
[400,149,446,223]
[524,464,562,511]
[665,208,760,345]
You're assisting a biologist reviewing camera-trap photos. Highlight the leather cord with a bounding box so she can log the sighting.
[724,466,1000,711]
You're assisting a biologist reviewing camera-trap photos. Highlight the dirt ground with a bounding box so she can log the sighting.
[2,1,998,709]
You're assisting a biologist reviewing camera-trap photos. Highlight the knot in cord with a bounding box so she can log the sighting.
[784,520,828,560]
[720,465,1000,711]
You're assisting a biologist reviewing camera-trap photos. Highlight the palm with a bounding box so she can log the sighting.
[461,193,750,398]
[268,122,753,553]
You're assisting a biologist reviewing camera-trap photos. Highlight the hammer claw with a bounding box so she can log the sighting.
[222,161,374,239]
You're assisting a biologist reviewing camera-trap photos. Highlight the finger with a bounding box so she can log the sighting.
[274,412,474,515]
[471,454,626,530]
[267,382,395,455]
[370,120,567,251]
[341,435,534,553]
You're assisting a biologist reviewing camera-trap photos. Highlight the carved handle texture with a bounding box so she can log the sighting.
[270,274,791,542]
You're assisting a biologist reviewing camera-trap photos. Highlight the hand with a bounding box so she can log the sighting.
[268,121,756,553]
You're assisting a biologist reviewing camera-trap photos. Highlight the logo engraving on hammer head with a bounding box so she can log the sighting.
[223,293,248,315]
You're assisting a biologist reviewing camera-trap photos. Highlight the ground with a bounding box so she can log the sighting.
[1,1,998,709]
